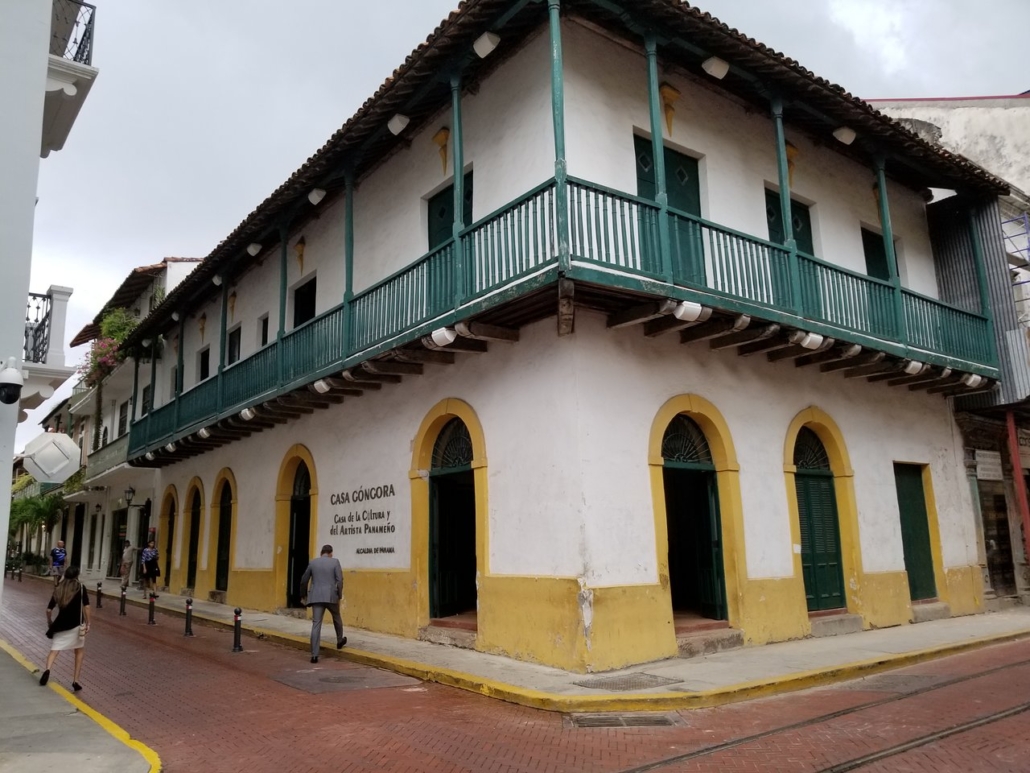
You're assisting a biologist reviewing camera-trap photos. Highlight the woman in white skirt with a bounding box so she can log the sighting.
[40,566,90,691]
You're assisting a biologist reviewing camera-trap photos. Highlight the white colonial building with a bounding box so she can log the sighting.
[116,1,1011,671]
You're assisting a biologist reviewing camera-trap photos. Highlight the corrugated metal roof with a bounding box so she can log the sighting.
[124,0,1011,349]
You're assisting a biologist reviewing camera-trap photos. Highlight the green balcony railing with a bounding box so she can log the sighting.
[223,343,278,407]
[903,289,993,365]
[799,253,898,341]
[85,433,128,480]
[129,176,996,461]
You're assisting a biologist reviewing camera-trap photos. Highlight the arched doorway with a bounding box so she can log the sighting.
[186,488,202,590]
[429,417,477,620]
[287,461,311,608]
[215,479,233,593]
[793,427,845,611]
[661,414,727,620]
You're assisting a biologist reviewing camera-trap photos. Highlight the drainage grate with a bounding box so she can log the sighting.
[572,673,682,691]
[566,713,678,729]
[836,673,944,693]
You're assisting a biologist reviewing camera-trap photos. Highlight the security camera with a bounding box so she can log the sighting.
[0,357,24,406]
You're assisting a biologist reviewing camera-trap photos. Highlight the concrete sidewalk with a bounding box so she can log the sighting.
[0,642,156,772]
[88,577,1030,712]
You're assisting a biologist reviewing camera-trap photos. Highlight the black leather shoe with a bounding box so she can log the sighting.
[72,682,82,692]
[310,656,318,664]
[337,637,347,649]
[39,669,50,686]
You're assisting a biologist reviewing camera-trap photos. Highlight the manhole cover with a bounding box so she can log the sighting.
[273,667,422,694]
[836,673,943,693]
[572,673,682,691]
[565,713,678,728]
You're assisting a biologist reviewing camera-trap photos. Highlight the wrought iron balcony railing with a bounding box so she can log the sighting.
[50,0,95,66]
[25,292,52,365]
[129,177,996,459]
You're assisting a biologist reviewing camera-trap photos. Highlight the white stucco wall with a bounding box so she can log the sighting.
[155,310,976,586]
[874,98,1030,197]
[562,20,938,298]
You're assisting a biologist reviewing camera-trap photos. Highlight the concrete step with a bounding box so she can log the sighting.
[676,627,744,659]
[984,595,1024,613]
[422,625,477,650]
[809,612,863,638]
[911,600,951,624]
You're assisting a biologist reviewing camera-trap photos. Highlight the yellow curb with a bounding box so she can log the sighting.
[92,585,1030,713]
[0,638,162,772]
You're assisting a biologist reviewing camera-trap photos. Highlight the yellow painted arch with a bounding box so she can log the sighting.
[274,444,319,610]
[158,484,178,586]
[409,398,488,627]
[648,394,745,630]
[782,407,864,619]
[181,477,206,593]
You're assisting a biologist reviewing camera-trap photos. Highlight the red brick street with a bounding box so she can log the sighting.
[2,578,1029,773]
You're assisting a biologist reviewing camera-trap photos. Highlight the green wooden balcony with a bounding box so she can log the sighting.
[129,176,997,460]
[85,433,129,481]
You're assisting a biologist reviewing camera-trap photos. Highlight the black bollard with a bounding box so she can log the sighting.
[184,598,194,637]
[232,607,243,652]
[96,582,102,608]
[119,588,127,616]
[147,593,156,625]
[17,567,22,582]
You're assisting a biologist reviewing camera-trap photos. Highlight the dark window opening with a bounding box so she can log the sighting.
[259,316,269,347]
[117,401,128,437]
[427,172,474,251]
[861,227,893,281]
[198,349,210,382]
[170,367,177,398]
[227,327,241,365]
[140,385,151,417]
[293,278,317,328]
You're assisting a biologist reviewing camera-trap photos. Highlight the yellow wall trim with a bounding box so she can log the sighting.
[274,444,319,612]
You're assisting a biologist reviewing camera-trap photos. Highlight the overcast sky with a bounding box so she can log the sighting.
[20,0,1030,449]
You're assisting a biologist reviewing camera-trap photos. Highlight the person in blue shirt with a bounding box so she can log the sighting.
[49,541,67,585]
[140,540,160,598]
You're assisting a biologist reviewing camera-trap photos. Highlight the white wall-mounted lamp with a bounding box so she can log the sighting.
[798,332,824,350]
[388,114,410,135]
[701,56,730,80]
[212,275,223,287]
[671,301,709,323]
[430,327,458,347]
[247,243,263,257]
[141,338,151,347]
[308,188,326,206]
[473,31,500,58]
[171,312,180,322]
[832,126,857,145]
[197,427,212,439]
[312,379,332,394]
[164,442,176,453]
[144,452,155,461]
[240,407,257,421]
[961,373,985,388]
[903,359,925,375]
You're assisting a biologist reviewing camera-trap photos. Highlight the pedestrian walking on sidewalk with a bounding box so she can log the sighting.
[119,540,136,591]
[300,544,346,663]
[140,540,160,597]
[48,541,67,585]
[41,566,90,692]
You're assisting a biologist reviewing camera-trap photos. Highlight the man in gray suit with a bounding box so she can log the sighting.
[300,544,346,663]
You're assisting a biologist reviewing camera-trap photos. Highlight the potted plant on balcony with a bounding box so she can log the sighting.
[80,308,137,452]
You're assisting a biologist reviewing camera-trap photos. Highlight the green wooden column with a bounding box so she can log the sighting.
[548,0,570,271]
[771,96,803,314]
[173,315,184,429]
[217,276,229,411]
[130,355,140,423]
[343,168,355,354]
[277,223,289,386]
[450,72,466,308]
[874,156,907,342]
[968,208,1000,366]
[644,32,673,284]
[147,337,158,439]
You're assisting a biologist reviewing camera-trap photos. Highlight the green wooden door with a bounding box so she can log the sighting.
[186,491,201,590]
[428,172,474,251]
[794,428,844,612]
[766,190,814,255]
[861,228,890,281]
[893,464,937,601]
[215,482,232,593]
[635,135,703,282]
